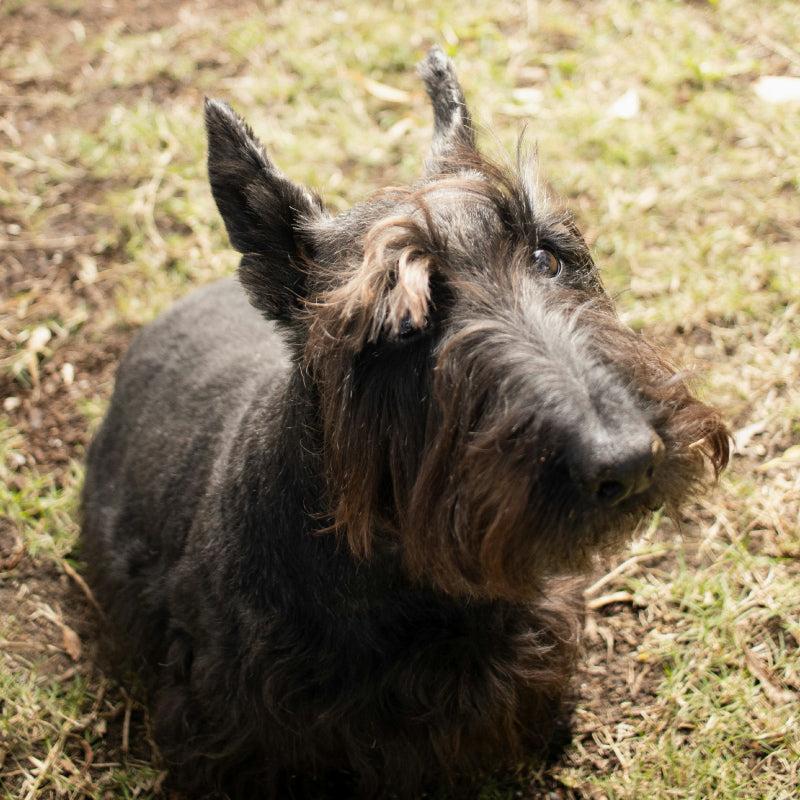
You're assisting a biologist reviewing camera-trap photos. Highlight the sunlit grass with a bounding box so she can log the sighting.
[2,0,798,796]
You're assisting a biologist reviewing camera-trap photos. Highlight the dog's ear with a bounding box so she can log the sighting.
[205,98,327,323]
[418,47,477,174]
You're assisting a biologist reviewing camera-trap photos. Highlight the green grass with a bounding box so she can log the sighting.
[1,0,799,797]
[0,424,77,559]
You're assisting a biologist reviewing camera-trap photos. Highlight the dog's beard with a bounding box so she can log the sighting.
[398,340,728,601]
[315,300,728,602]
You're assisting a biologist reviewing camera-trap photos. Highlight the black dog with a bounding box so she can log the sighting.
[81,47,729,798]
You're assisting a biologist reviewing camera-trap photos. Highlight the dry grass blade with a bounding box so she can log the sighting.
[61,559,105,618]
[21,724,69,800]
[0,640,62,654]
[585,548,668,597]
[0,527,25,571]
[121,697,133,757]
[743,649,796,706]
[587,591,635,611]
[0,234,96,252]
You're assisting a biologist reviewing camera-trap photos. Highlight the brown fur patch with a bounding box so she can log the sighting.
[306,213,436,354]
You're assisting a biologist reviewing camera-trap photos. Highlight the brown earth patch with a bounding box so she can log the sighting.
[0,553,158,799]
[2,330,129,478]
[0,516,25,571]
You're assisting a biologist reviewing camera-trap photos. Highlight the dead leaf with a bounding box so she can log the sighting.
[363,78,411,104]
[744,648,795,706]
[587,591,635,610]
[733,418,768,453]
[27,325,52,353]
[608,88,640,119]
[61,624,81,661]
[756,444,800,473]
[754,75,800,104]
[0,528,24,570]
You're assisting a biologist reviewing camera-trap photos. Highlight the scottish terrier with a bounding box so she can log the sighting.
[81,47,729,798]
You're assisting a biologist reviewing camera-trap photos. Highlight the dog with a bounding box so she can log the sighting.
[80,47,729,798]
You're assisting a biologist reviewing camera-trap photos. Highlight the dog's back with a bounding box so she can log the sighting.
[81,278,288,666]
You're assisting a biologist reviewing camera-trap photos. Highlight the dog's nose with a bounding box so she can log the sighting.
[590,434,664,506]
[569,425,665,507]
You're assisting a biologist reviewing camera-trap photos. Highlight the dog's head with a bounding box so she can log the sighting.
[205,47,729,600]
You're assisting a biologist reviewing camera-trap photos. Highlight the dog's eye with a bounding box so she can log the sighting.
[533,249,561,277]
[397,314,427,340]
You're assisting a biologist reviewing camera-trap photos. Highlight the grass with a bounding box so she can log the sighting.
[1,0,798,797]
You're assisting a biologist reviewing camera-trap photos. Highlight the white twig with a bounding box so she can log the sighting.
[585,549,667,598]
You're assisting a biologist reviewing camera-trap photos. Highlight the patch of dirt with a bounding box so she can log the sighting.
[2,331,129,479]
[1,128,133,457]
[574,605,663,763]
[1,556,90,677]
[1,5,211,793]
[0,554,158,798]
[2,0,186,49]
[0,517,25,570]
[0,0,232,140]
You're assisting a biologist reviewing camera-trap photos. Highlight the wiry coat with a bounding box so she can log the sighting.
[81,49,728,798]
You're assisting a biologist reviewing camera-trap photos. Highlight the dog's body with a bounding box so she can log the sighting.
[83,277,579,795]
[82,49,728,798]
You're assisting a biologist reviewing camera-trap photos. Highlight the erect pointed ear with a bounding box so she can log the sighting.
[204,98,327,323]
[418,47,476,175]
